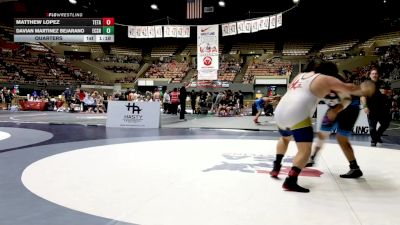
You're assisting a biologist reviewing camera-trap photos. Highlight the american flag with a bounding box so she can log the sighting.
[187,0,202,19]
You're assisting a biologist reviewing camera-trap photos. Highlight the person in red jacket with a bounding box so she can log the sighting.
[170,88,180,115]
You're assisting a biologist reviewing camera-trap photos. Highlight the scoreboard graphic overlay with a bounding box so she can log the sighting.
[14,17,115,43]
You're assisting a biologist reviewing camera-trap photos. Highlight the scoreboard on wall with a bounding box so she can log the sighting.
[13,17,115,43]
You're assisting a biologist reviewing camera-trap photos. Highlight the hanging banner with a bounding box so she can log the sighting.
[129,26,164,38]
[237,21,245,34]
[183,26,190,37]
[128,26,136,38]
[177,26,184,38]
[222,23,230,36]
[171,26,177,37]
[229,23,237,35]
[163,25,172,37]
[264,16,270,30]
[197,25,219,80]
[276,13,282,27]
[148,26,155,38]
[269,15,276,29]
[244,21,252,33]
[257,18,264,31]
[251,20,259,33]
[155,26,163,38]
[141,26,149,38]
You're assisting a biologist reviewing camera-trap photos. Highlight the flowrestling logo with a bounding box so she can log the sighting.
[203,153,323,177]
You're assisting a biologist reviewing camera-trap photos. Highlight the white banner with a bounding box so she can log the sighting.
[134,26,142,38]
[222,23,230,36]
[129,26,162,38]
[106,101,161,129]
[276,13,282,27]
[257,18,264,31]
[316,104,370,134]
[237,21,245,34]
[183,26,190,37]
[148,26,155,38]
[251,20,259,33]
[162,25,189,38]
[171,26,177,37]
[141,26,148,38]
[229,23,237,35]
[155,26,163,38]
[128,26,136,38]
[244,21,252,33]
[264,17,270,30]
[269,15,276,29]
[164,25,172,37]
[177,26,183,38]
[197,25,219,80]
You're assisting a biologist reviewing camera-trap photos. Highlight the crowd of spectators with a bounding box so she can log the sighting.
[243,58,293,83]
[0,50,102,86]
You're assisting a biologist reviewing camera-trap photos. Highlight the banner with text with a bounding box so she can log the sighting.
[197,25,219,80]
[106,101,161,128]
[128,25,189,38]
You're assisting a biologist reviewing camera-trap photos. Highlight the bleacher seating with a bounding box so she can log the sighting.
[151,45,178,57]
[243,58,292,83]
[320,40,359,53]
[282,42,313,56]
[181,43,196,55]
[83,44,104,55]
[0,51,103,85]
[231,42,274,55]
[359,31,400,49]
[145,61,189,83]
[110,46,142,56]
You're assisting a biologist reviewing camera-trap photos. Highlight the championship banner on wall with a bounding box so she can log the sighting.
[276,13,283,27]
[269,15,276,29]
[222,23,229,36]
[197,25,219,80]
[251,20,259,33]
[222,23,237,36]
[128,25,189,38]
[237,21,245,34]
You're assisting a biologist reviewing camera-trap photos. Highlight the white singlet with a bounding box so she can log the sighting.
[274,72,320,130]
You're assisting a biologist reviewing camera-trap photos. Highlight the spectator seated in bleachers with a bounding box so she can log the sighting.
[243,58,293,83]
[145,60,189,83]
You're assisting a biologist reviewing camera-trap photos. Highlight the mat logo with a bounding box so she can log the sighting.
[126,103,142,114]
[203,153,323,177]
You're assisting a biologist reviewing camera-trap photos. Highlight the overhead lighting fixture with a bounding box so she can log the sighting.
[218,0,225,7]
[383,0,386,3]
[150,4,159,10]
[293,0,299,3]
[69,0,77,4]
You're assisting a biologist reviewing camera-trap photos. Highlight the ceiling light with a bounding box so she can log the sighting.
[293,0,299,3]
[69,0,77,4]
[150,4,159,10]
[218,1,225,7]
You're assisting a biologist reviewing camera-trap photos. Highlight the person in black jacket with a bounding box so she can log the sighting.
[190,90,197,114]
[179,85,188,120]
[361,68,391,147]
